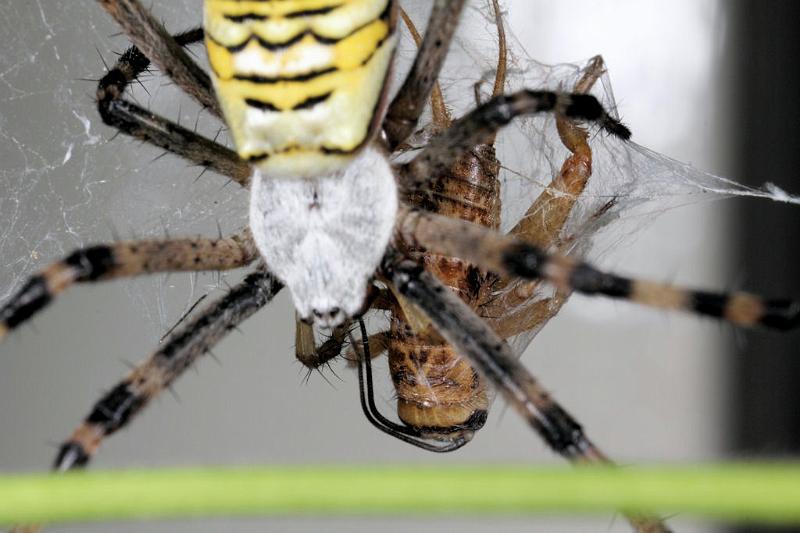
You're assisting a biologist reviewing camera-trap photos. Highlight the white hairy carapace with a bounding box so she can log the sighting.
[249,145,398,327]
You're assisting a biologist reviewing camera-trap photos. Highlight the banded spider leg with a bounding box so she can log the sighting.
[0,0,266,471]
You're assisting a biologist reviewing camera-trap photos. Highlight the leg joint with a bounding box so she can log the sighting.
[64,245,116,282]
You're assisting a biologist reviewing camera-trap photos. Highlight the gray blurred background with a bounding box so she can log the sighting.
[0,1,798,532]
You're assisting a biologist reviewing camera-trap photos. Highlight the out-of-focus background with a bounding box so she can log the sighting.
[0,1,798,532]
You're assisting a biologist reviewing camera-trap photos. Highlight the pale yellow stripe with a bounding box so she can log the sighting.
[631,280,690,311]
[724,293,764,326]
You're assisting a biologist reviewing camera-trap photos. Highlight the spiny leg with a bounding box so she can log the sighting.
[99,28,251,186]
[297,322,391,370]
[97,0,220,116]
[0,231,256,340]
[398,209,800,330]
[54,267,281,470]
[7,269,280,533]
[385,258,671,533]
[383,0,467,149]
[400,88,630,192]
[295,285,397,371]
[295,318,352,373]
[295,298,461,451]
[397,7,452,131]
[387,260,603,460]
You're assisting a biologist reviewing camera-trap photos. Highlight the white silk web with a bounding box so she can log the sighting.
[0,0,797,345]
[0,2,249,337]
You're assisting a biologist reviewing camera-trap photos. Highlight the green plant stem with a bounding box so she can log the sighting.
[2,464,800,526]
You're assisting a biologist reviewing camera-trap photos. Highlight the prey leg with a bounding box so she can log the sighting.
[482,56,607,337]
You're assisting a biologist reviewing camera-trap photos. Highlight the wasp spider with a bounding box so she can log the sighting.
[1,2,798,532]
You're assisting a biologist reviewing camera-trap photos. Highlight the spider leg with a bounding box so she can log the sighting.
[0,230,256,341]
[295,318,352,371]
[295,286,396,372]
[53,267,281,471]
[397,7,452,131]
[400,88,630,192]
[383,0,466,149]
[296,322,391,370]
[294,281,400,371]
[97,0,219,116]
[399,209,800,330]
[98,28,251,186]
[386,258,670,533]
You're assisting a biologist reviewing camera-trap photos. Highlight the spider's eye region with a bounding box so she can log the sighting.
[310,307,344,329]
[203,0,398,178]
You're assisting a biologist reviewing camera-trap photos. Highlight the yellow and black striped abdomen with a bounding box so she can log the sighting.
[204,0,397,178]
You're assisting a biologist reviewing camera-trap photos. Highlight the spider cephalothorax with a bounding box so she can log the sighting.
[250,146,398,326]
[2,2,799,533]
